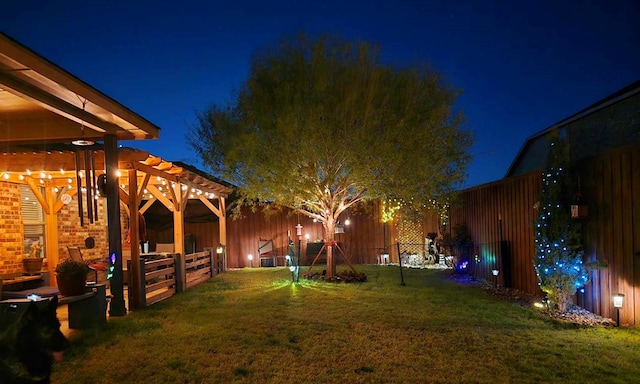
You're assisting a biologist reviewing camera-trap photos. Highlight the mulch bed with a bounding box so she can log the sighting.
[450,273,616,327]
[301,270,367,283]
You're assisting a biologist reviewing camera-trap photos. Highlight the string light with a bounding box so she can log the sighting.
[533,140,588,308]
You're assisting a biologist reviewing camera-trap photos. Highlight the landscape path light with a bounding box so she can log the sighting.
[492,269,499,288]
[613,293,624,327]
[248,254,253,268]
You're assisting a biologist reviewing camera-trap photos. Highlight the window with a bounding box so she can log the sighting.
[20,185,45,257]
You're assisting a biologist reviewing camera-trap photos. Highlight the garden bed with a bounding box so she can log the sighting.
[450,274,616,327]
[301,270,367,283]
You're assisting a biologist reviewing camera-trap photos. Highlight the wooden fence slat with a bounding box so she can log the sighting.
[146,288,176,306]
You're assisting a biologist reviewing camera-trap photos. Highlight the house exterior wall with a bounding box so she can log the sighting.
[0,180,109,277]
[0,182,25,275]
[57,195,109,261]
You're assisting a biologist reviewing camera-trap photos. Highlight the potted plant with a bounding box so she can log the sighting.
[22,239,44,274]
[55,259,89,296]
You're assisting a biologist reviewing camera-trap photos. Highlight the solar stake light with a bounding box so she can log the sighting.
[492,269,499,288]
[248,254,253,268]
[613,293,624,308]
[542,297,550,310]
[613,293,624,327]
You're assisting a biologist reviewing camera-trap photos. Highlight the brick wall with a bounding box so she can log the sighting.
[57,195,109,261]
[0,182,24,275]
[0,181,111,277]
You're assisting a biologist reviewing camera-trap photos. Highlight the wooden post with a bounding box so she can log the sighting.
[208,248,215,277]
[104,134,126,316]
[128,169,142,310]
[173,183,186,290]
[44,186,59,286]
[219,197,227,272]
[139,259,147,308]
[174,253,184,293]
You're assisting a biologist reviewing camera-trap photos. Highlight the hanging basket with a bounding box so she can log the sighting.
[22,258,43,275]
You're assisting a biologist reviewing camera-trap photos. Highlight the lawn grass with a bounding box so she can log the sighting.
[52,265,640,383]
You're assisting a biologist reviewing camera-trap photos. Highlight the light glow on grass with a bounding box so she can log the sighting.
[52,265,640,383]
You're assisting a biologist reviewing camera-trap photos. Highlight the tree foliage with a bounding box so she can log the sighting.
[533,138,588,311]
[189,34,473,276]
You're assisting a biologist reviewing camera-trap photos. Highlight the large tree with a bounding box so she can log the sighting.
[189,34,473,277]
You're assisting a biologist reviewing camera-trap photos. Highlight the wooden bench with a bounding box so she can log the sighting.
[1,274,46,292]
[58,284,108,330]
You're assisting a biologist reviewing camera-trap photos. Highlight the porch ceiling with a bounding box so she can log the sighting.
[0,33,160,144]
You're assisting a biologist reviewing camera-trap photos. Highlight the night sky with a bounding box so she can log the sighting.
[1,0,638,188]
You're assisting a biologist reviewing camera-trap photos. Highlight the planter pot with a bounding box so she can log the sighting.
[22,258,43,274]
[56,275,86,296]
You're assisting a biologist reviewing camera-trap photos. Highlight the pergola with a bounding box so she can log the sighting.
[0,33,229,314]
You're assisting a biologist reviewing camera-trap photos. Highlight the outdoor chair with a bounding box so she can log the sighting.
[66,246,108,283]
[258,239,276,267]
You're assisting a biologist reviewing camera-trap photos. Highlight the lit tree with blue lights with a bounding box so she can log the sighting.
[533,138,588,312]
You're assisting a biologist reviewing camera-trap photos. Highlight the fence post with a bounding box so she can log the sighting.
[139,259,147,308]
[174,253,184,293]
[207,248,215,277]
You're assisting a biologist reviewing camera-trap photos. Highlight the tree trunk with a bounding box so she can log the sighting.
[324,220,336,278]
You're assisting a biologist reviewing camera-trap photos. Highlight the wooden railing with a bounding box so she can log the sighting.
[132,248,216,308]
[182,249,214,290]
[135,257,177,307]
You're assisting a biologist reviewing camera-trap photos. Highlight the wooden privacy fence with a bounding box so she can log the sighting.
[130,248,216,308]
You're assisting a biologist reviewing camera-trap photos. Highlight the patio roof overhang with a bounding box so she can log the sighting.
[0,33,202,314]
[0,32,160,144]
